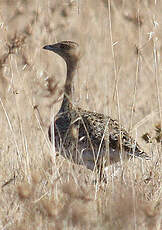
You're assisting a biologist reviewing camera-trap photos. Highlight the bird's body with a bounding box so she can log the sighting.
[43,41,150,171]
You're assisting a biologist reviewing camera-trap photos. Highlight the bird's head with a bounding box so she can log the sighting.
[43,41,80,64]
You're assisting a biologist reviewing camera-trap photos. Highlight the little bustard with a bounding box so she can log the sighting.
[43,41,150,171]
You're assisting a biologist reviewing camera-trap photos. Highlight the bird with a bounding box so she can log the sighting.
[43,41,150,172]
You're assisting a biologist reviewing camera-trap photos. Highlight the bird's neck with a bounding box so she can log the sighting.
[59,60,78,113]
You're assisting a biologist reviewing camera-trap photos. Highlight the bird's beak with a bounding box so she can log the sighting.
[43,45,53,51]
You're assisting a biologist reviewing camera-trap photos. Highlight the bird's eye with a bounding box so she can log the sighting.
[59,43,70,50]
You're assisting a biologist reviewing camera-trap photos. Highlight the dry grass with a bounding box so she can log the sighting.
[0,0,161,229]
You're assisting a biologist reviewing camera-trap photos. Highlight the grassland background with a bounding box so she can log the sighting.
[0,0,161,229]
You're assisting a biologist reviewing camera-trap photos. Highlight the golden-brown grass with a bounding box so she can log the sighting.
[0,0,161,229]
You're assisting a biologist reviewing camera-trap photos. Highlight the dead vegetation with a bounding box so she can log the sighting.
[0,0,161,229]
